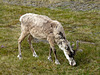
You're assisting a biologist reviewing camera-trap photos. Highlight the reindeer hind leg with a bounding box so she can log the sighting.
[28,35,38,57]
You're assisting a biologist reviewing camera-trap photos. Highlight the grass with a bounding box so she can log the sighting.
[0,3,100,75]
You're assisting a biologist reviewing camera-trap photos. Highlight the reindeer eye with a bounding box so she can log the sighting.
[69,53,73,57]
[65,46,70,51]
[69,51,75,58]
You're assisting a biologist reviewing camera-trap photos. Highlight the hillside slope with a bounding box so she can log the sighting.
[0,0,100,11]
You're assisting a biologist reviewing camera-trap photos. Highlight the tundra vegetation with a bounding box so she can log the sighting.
[0,0,100,75]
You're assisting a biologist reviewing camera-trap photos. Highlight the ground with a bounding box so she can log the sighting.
[0,1,100,75]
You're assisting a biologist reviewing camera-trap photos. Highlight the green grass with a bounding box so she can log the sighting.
[0,3,100,75]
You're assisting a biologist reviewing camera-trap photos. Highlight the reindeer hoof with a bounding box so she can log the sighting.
[55,59,60,65]
[33,54,38,57]
[17,55,22,59]
[33,52,38,57]
[48,56,52,62]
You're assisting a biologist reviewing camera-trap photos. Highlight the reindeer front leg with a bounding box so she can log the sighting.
[52,47,60,65]
[47,33,60,65]
[18,31,29,59]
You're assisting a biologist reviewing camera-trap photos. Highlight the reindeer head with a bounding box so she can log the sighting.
[56,32,81,66]
[58,40,80,66]
[66,40,81,66]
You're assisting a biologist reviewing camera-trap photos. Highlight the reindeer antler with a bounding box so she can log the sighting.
[75,40,83,52]
[71,40,79,51]
[71,43,75,49]
[76,40,79,51]
[71,40,83,54]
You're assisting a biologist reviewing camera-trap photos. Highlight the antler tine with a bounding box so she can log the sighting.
[71,43,75,49]
[74,40,83,54]
[76,40,79,52]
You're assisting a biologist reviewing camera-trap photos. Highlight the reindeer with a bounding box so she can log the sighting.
[18,13,80,66]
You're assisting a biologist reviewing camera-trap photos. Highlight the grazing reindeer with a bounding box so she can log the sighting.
[18,13,79,66]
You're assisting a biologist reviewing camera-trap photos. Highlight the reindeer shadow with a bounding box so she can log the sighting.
[75,49,92,66]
